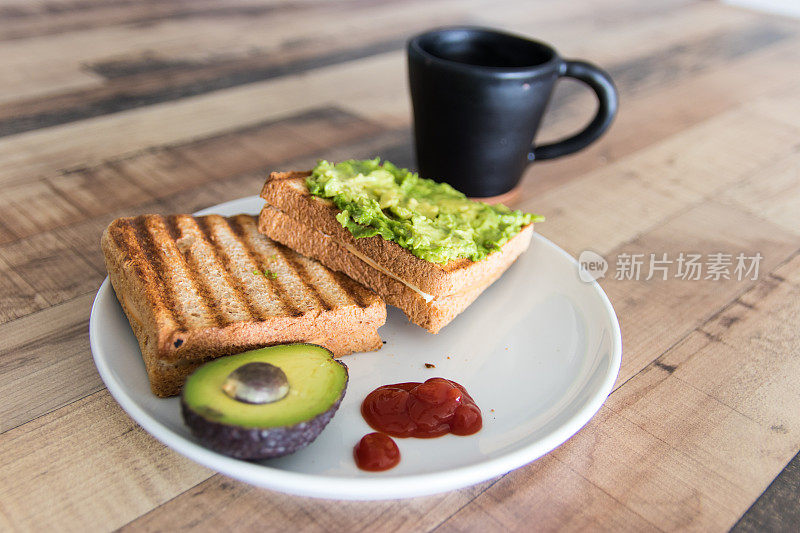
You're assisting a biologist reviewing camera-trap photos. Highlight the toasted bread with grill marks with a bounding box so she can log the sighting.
[258,171,534,333]
[101,213,385,397]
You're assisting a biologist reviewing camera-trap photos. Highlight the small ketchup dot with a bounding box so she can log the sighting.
[354,433,400,471]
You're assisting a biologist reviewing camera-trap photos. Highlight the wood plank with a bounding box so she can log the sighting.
[670,271,800,438]
[523,106,800,257]
[435,454,660,532]
[0,50,412,187]
[200,128,414,204]
[0,229,104,307]
[0,255,49,323]
[0,0,292,42]
[276,128,412,173]
[441,403,745,531]
[549,402,775,530]
[0,33,405,137]
[600,199,799,385]
[493,0,775,63]
[595,22,794,100]
[751,86,800,130]
[122,475,493,532]
[0,293,98,433]
[732,450,800,532]
[720,136,800,237]
[0,390,212,531]
[0,72,310,186]
[143,134,264,184]
[0,0,477,135]
[279,106,384,149]
[0,6,274,104]
[772,252,800,286]
[0,107,380,243]
[105,148,212,199]
[607,339,797,510]
[46,165,154,218]
[0,180,85,244]
[49,186,228,276]
[168,107,380,181]
[613,262,800,526]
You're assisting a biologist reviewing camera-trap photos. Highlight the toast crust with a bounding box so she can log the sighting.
[258,205,533,333]
[102,213,385,397]
[260,171,533,297]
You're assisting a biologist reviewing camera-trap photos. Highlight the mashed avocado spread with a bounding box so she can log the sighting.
[306,158,543,264]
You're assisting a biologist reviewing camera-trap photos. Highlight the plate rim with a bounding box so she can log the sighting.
[90,195,622,500]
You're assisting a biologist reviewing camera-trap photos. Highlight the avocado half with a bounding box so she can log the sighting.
[181,343,348,460]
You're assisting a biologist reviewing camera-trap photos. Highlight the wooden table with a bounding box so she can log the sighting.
[2,0,799,530]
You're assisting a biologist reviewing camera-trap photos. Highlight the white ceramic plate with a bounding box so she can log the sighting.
[90,196,621,500]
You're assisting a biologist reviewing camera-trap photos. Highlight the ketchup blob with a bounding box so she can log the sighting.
[354,432,400,471]
[361,378,482,438]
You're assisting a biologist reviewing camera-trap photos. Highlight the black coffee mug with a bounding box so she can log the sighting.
[408,27,618,198]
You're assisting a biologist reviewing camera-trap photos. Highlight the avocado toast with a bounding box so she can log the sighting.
[258,159,539,333]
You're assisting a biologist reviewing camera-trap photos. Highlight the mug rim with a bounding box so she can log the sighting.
[407,26,561,78]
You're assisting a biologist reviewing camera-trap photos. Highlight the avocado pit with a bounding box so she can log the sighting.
[222,362,289,404]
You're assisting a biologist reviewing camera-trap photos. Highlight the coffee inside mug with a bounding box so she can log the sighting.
[416,29,555,69]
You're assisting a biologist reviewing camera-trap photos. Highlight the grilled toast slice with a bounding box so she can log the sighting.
[258,171,534,333]
[101,213,385,397]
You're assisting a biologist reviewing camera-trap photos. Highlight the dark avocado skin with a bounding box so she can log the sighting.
[182,358,348,460]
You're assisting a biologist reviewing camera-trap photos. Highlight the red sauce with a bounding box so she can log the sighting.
[361,378,482,438]
[354,432,400,471]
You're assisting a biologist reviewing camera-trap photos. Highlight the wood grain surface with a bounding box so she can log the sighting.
[1,0,799,531]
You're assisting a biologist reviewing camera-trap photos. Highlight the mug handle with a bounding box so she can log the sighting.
[529,60,618,161]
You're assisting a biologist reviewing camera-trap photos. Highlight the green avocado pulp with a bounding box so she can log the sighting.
[182,344,347,429]
[306,158,544,264]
